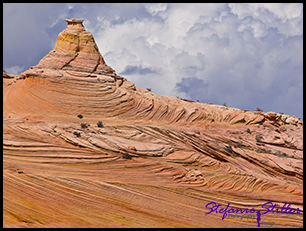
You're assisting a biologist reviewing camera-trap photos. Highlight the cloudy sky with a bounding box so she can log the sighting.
[3,3,303,119]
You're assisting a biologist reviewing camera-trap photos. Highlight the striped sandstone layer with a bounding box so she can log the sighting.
[3,19,303,228]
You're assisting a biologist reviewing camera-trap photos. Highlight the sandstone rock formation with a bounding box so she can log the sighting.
[3,19,303,228]
[19,18,116,80]
[3,70,17,87]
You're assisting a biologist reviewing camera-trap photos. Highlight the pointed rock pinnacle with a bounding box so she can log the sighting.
[19,18,116,79]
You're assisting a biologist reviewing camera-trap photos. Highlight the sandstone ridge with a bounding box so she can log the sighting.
[3,19,303,228]
[9,18,303,128]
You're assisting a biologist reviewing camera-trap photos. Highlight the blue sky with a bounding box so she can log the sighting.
[3,3,303,120]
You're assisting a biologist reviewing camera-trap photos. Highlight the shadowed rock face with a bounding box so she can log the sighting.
[3,19,303,228]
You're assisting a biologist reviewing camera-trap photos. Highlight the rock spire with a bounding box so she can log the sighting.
[19,18,116,79]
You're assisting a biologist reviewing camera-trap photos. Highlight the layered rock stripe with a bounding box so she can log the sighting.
[3,19,303,228]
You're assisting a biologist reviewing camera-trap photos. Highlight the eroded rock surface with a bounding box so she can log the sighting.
[3,19,303,228]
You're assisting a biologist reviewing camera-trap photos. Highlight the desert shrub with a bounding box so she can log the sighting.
[246,128,251,134]
[282,153,290,158]
[97,121,104,128]
[275,129,280,133]
[122,153,132,159]
[224,145,233,153]
[273,151,289,158]
[73,131,81,137]
[81,123,88,129]
[233,142,242,148]
[256,107,263,112]
[223,102,227,107]
[77,114,83,119]
[256,148,271,153]
[146,88,152,92]
[255,135,263,142]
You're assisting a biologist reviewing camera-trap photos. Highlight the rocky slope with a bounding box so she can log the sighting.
[3,18,303,228]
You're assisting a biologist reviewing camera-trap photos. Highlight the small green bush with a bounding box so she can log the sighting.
[77,114,83,119]
[81,123,88,129]
[256,148,266,153]
[73,131,81,137]
[122,153,132,159]
[256,148,271,153]
[246,128,251,134]
[224,145,233,153]
[97,121,104,128]
[273,151,289,158]
[255,135,263,142]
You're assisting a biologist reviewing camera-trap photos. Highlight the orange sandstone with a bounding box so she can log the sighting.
[3,19,303,228]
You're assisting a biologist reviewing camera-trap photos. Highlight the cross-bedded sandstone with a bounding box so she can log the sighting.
[3,19,303,228]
